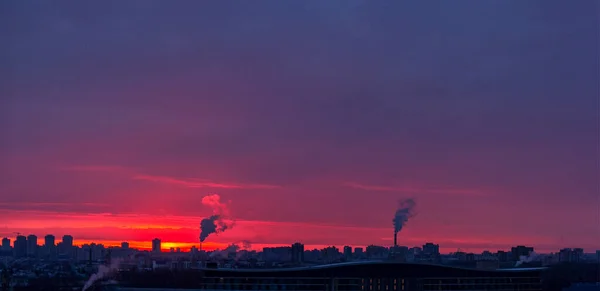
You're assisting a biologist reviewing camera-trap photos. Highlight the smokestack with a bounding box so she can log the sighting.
[394,231,398,247]
[199,194,234,243]
[393,198,416,243]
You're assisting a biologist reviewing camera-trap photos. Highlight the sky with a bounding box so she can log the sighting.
[1,1,598,254]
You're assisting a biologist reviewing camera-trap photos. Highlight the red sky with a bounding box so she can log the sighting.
[0,166,597,254]
[1,1,598,254]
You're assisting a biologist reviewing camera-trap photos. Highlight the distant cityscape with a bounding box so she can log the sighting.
[1,233,599,290]
[1,233,598,269]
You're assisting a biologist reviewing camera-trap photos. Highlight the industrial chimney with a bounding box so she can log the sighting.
[394,231,398,247]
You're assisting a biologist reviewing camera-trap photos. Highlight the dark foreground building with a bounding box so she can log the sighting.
[118,261,544,291]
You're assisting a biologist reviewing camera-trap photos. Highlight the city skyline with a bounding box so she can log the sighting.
[0,232,596,255]
[1,1,598,255]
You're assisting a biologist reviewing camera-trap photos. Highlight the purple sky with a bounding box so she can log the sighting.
[1,1,598,252]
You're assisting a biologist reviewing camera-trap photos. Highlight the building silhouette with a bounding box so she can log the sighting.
[559,248,584,262]
[58,235,74,259]
[14,235,27,258]
[511,245,534,261]
[291,242,304,263]
[422,243,440,256]
[26,234,37,258]
[343,246,352,260]
[62,235,73,247]
[44,234,56,260]
[1,238,10,251]
[152,238,161,253]
[44,235,55,247]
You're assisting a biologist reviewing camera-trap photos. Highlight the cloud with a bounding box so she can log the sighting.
[1,1,596,254]
[59,165,130,173]
[60,165,280,190]
[343,182,489,197]
[0,202,109,207]
[0,202,110,213]
[0,209,377,232]
[132,174,280,190]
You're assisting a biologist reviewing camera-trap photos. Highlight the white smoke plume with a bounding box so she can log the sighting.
[199,194,235,242]
[209,241,252,260]
[82,258,123,291]
[393,198,416,235]
[515,252,540,267]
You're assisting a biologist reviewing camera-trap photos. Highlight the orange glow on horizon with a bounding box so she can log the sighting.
[2,208,592,254]
[72,240,226,251]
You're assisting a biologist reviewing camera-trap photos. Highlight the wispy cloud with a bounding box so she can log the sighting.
[59,165,130,173]
[132,174,280,190]
[0,209,378,231]
[60,165,281,190]
[0,202,111,213]
[343,182,489,197]
[0,202,110,207]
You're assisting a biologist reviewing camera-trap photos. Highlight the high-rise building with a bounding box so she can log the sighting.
[322,246,340,262]
[1,238,10,250]
[121,242,129,249]
[354,247,364,259]
[62,235,73,247]
[510,246,534,261]
[291,242,304,263]
[152,238,161,253]
[44,235,56,260]
[409,247,422,256]
[26,234,38,257]
[59,235,74,259]
[0,237,11,257]
[45,235,55,247]
[343,246,353,260]
[422,243,440,256]
[496,250,508,262]
[14,235,27,258]
[559,248,584,262]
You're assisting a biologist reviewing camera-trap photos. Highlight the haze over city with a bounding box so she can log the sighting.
[1,0,598,256]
